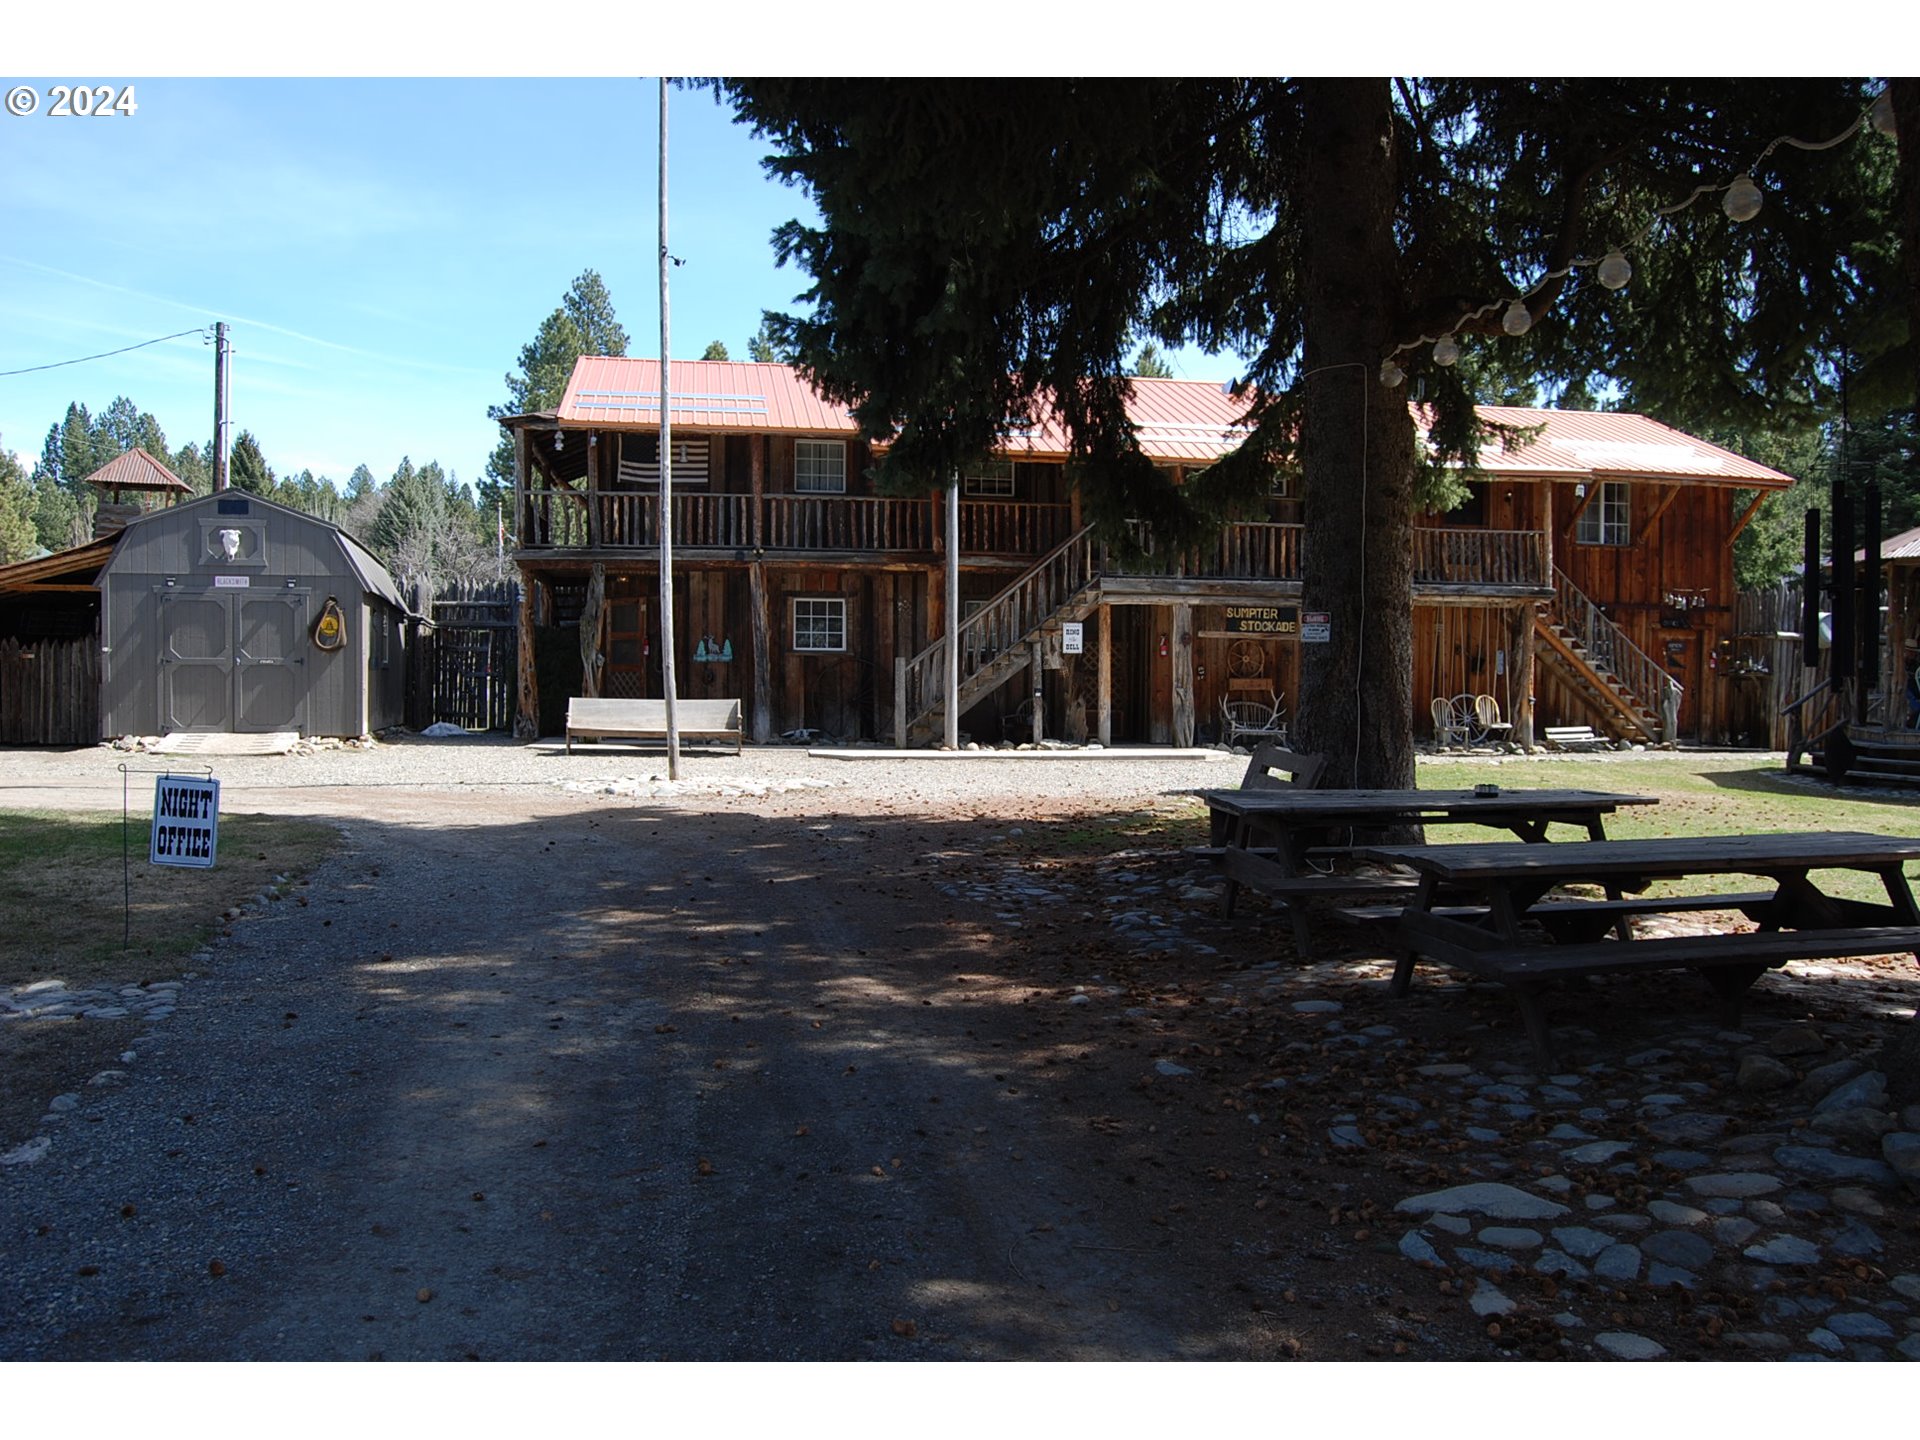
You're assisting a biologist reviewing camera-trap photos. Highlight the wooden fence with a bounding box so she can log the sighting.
[412,580,519,732]
[0,636,100,746]
[1732,578,1819,750]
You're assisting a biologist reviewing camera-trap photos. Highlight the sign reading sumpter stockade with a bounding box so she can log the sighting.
[150,775,220,868]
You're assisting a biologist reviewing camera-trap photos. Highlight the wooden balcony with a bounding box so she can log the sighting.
[516,489,1546,591]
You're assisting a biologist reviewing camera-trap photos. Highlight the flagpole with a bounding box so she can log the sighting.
[657,77,681,779]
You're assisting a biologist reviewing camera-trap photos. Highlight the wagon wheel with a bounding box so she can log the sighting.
[1227,639,1266,679]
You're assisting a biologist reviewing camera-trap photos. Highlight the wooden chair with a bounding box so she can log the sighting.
[1240,743,1327,791]
[1221,691,1288,749]
[1430,696,1469,750]
[1472,694,1514,750]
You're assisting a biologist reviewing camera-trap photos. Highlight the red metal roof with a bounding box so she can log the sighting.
[82,447,191,493]
[553,359,1792,486]
[1475,407,1793,488]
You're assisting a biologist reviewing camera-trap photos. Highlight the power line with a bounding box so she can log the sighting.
[0,327,210,379]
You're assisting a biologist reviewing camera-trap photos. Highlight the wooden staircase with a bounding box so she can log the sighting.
[1784,679,1920,787]
[895,526,1100,745]
[1533,569,1680,745]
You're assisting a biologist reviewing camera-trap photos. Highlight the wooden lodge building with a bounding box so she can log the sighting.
[498,357,1792,749]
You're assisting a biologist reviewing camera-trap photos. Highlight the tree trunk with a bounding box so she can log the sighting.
[1294,78,1418,792]
[1896,80,1920,420]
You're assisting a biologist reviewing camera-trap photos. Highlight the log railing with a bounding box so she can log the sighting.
[957,501,1074,556]
[1412,528,1546,587]
[897,526,1098,741]
[1551,568,1682,740]
[764,496,935,552]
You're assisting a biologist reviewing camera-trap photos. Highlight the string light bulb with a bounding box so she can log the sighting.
[1379,358,1406,388]
[1501,299,1533,336]
[1871,88,1897,139]
[1596,250,1633,290]
[1432,335,1460,367]
[1723,174,1763,223]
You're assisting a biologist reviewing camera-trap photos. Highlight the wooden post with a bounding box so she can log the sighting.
[1510,601,1536,751]
[944,480,960,749]
[1097,605,1112,745]
[513,428,530,550]
[585,433,601,549]
[1172,602,1195,747]
[514,575,540,739]
[894,655,908,748]
[750,435,765,550]
[1029,639,1045,742]
[750,560,772,743]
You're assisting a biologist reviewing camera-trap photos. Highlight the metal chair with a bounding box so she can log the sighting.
[1221,691,1288,749]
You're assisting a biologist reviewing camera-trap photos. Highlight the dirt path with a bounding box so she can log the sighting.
[0,788,1261,1360]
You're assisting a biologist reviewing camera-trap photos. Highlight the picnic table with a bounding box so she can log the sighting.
[1200,787,1657,952]
[1353,830,1920,1065]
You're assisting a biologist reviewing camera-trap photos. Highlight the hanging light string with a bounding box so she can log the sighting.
[1379,87,1897,387]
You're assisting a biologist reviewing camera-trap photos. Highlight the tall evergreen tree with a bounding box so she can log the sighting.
[0,441,36,564]
[722,78,1901,786]
[701,340,731,361]
[229,431,273,496]
[747,312,790,363]
[1130,342,1174,379]
[483,269,629,506]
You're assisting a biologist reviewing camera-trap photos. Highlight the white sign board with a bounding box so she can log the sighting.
[1060,622,1083,655]
[151,776,220,868]
[1301,611,1331,644]
[213,574,250,589]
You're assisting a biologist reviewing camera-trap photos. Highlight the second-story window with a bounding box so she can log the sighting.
[1575,481,1630,546]
[794,439,847,493]
[961,460,1016,498]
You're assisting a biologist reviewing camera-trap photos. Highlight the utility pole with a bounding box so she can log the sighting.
[657,78,682,779]
[212,321,231,491]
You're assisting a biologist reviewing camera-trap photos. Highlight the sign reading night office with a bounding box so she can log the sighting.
[151,775,220,869]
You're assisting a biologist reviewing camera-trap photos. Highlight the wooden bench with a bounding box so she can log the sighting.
[1394,924,1920,1065]
[1544,725,1609,751]
[565,697,743,755]
[1337,890,1783,941]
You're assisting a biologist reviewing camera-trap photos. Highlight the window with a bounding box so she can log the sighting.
[1575,481,1630,545]
[794,439,846,493]
[961,460,1016,498]
[792,597,846,652]
[618,433,708,487]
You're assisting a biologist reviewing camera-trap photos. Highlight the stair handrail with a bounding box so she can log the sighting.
[899,525,1098,738]
[1550,569,1683,741]
[1781,675,1848,769]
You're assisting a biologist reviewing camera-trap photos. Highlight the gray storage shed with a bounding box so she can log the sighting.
[98,491,412,738]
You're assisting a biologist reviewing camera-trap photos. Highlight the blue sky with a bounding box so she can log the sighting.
[3,11,1870,497]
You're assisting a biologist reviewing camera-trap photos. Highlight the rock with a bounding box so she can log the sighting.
[1795,1056,1865,1101]
[1477,1227,1544,1251]
[1399,1231,1442,1265]
[1764,1022,1827,1057]
[1565,1140,1634,1165]
[47,1093,81,1113]
[1291,1000,1342,1014]
[1814,1070,1889,1115]
[1452,1246,1521,1274]
[1646,1263,1700,1290]
[1,1137,52,1166]
[1774,1146,1898,1187]
[1646,1200,1709,1227]
[1883,1133,1920,1198]
[1743,1235,1821,1265]
[1725,1331,1792,1353]
[1899,1336,1920,1362]
[1684,1171,1782,1199]
[1644,1113,1732,1145]
[1642,1230,1715,1269]
[1594,1244,1643,1281]
[1328,1125,1368,1150]
[1713,1216,1759,1247]
[1651,1150,1711,1171]
[1067,994,1091,1007]
[1534,1250,1588,1279]
[1594,1331,1666,1359]
[1805,1328,1844,1354]
[1469,1283,1515,1317]
[1825,1311,1894,1340]
[1808,1108,1895,1144]
[1153,1060,1193,1078]
[1547,1124,1596,1141]
[1825,1219,1883,1259]
[1891,1273,1920,1303]
[1830,1187,1885,1218]
[1394,1183,1569,1221]
[1551,1226,1614,1260]
[1736,1054,1795,1092]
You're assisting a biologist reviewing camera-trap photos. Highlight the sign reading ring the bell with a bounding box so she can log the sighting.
[312,595,347,652]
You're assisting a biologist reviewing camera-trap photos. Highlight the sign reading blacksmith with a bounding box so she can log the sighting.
[151,775,221,869]
[1222,604,1298,636]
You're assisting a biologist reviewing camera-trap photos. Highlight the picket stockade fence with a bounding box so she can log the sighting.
[0,635,100,746]
[410,579,520,733]
[1732,578,1818,751]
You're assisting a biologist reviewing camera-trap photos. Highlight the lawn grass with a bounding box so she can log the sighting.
[0,808,341,986]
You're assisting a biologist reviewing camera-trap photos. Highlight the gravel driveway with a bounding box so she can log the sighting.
[0,737,1255,1360]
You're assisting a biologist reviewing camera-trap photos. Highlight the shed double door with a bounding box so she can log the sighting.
[157,590,308,733]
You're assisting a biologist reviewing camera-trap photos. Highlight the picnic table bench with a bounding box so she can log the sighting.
[1198,786,1656,952]
[1353,830,1920,1065]
[565,697,743,755]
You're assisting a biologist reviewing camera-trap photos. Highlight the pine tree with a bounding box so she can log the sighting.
[1130,343,1174,379]
[483,270,629,505]
[0,441,36,563]
[747,312,790,364]
[229,431,273,496]
[701,340,731,361]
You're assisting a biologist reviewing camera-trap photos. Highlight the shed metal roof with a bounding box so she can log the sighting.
[82,447,192,494]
